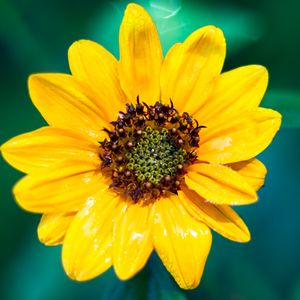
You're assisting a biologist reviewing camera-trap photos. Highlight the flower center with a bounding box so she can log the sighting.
[126,126,185,185]
[99,99,204,202]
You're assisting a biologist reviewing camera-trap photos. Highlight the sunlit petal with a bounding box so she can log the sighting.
[178,188,250,242]
[119,3,163,103]
[13,158,105,213]
[198,108,281,163]
[152,194,212,289]
[161,25,225,113]
[1,127,98,174]
[113,202,152,280]
[229,158,267,191]
[62,190,122,281]
[68,39,127,117]
[38,212,75,246]
[186,163,257,205]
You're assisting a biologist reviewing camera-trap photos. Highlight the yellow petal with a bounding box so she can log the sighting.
[28,74,111,140]
[1,127,99,174]
[13,158,105,213]
[229,158,267,191]
[186,163,257,205]
[178,188,250,242]
[195,65,268,123]
[118,3,163,104]
[68,40,126,117]
[198,108,282,164]
[62,190,121,281]
[38,212,75,246]
[161,25,225,113]
[152,194,212,290]
[113,202,152,280]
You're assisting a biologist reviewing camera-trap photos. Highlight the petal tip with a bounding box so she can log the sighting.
[125,3,146,14]
[0,140,9,155]
[254,65,269,83]
[28,73,44,85]
[114,267,134,281]
[243,232,251,243]
[63,263,91,282]
[123,2,153,29]
[186,25,226,51]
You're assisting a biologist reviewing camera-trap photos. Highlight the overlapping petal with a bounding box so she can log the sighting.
[178,188,250,242]
[28,74,111,140]
[1,127,99,174]
[161,25,226,114]
[229,158,267,191]
[119,3,163,104]
[13,158,104,213]
[68,39,126,116]
[38,212,75,246]
[186,163,257,205]
[198,108,281,164]
[195,65,268,123]
[152,194,212,289]
[113,202,152,280]
[62,190,121,281]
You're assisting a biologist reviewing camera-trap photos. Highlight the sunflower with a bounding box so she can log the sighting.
[1,3,281,290]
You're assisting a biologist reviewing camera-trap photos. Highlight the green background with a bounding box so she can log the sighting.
[1,0,300,299]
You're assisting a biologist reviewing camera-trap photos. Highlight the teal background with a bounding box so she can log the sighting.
[1,0,300,299]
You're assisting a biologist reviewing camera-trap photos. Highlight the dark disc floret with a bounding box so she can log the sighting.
[99,98,205,202]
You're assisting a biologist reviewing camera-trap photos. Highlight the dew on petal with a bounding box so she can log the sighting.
[189,229,198,238]
[131,232,143,240]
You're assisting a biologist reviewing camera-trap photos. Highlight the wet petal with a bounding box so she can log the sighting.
[186,163,257,205]
[13,158,105,213]
[28,74,111,140]
[119,3,163,104]
[68,40,126,117]
[113,202,152,280]
[62,190,122,281]
[38,212,75,246]
[161,25,225,113]
[178,188,250,242]
[229,158,267,191]
[198,108,282,164]
[1,127,99,174]
[152,194,212,289]
[195,65,268,123]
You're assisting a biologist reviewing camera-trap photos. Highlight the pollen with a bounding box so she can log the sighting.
[99,98,204,202]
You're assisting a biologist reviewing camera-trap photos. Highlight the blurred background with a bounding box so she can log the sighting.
[0,0,300,299]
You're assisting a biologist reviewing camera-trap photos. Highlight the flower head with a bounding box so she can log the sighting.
[1,3,281,289]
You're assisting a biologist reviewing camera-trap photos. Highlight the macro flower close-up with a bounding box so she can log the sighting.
[0,1,282,292]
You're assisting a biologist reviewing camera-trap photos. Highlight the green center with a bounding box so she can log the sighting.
[125,126,185,185]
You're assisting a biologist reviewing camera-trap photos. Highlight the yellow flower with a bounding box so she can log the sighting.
[1,3,281,290]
